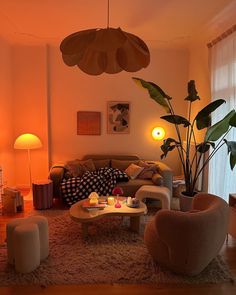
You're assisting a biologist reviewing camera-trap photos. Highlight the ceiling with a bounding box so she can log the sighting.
[0,0,235,48]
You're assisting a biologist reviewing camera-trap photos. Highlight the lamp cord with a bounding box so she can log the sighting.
[107,0,110,28]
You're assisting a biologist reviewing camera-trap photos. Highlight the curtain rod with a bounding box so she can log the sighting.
[207,24,236,48]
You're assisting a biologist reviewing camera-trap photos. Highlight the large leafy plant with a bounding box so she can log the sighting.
[133,77,236,197]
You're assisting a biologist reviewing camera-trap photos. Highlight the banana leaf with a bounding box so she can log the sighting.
[161,115,190,127]
[132,77,171,113]
[185,80,200,101]
[229,112,236,127]
[195,99,225,130]
[225,139,236,169]
[205,110,236,141]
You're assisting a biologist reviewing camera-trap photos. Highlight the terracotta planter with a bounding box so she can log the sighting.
[179,192,194,212]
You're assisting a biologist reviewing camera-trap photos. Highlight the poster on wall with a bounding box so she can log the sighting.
[77,111,101,135]
[107,101,130,134]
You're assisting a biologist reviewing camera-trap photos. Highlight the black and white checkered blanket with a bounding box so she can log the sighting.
[60,167,129,206]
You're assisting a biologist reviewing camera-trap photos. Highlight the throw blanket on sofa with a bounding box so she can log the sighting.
[60,167,129,206]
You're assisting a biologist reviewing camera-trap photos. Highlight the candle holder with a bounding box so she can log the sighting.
[112,187,123,208]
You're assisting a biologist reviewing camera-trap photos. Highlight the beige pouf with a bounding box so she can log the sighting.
[6,218,28,264]
[13,223,40,273]
[135,185,171,209]
[28,216,49,260]
[6,215,49,273]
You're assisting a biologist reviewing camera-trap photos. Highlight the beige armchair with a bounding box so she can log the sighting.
[144,193,229,276]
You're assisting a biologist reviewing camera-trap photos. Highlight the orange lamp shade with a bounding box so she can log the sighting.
[14,133,42,150]
[152,127,165,140]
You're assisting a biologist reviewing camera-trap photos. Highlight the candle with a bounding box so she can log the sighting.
[107,196,115,205]
[89,197,98,205]
[127,197,132,205]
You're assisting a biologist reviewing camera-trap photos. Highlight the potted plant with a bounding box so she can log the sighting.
[133,77,236,211]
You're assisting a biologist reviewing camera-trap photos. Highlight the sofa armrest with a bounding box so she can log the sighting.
[48,164,66,198]
[146,161,173,197]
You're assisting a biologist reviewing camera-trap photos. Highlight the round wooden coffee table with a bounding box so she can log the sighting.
[69,197,147,238]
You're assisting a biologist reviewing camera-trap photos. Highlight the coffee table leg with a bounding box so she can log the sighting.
[130,216,140,233]
[82,223,88,238]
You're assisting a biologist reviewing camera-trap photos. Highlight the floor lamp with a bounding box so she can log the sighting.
[14,133,42,189]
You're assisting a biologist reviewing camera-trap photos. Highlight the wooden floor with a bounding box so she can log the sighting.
[0,199,236,295]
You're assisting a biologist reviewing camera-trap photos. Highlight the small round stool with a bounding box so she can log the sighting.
[6,218,28,264]
[13,223,40,273]
[6,215,49,273]
[32,180,53,209]
[135,185,171,210]
[28,216,49,260]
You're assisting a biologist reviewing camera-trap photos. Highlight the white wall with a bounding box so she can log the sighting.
[0,42,190,187]
[48,45,189,175]
[0,37,14,186]
[11,45,49,187]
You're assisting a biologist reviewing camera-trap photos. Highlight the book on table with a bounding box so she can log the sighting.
[82,200,106,210]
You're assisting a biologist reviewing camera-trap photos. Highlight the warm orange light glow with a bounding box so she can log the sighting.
[152,127,165,140]
[14,133,42,150]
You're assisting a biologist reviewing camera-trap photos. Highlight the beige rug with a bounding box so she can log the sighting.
[0,210,234,286]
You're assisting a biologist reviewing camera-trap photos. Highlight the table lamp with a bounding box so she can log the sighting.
[14,133,42,187]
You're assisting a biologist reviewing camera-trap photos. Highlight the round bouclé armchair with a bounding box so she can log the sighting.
[144,193,229,276]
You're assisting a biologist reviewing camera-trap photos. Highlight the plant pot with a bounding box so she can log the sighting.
[179,192,194,212]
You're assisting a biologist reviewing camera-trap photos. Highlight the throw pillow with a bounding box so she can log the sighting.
[125,164,144,180]
[111,159,139,171]
[93,159,110,170]
[138,161,159,179]
[152,173,164,186]
[65,159,96,178]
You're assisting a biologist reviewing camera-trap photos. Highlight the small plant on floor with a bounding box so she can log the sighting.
[133,77,236,197]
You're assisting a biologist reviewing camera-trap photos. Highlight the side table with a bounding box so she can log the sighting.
[32,180,53,210]
[228,193,236,239]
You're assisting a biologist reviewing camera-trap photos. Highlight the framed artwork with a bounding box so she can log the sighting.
[77,111,101,135]
[107,101,130,134]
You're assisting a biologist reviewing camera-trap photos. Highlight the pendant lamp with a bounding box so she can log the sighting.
[60,0,150,75]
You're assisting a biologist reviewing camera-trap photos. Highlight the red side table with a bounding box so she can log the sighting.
[32,180,53,209]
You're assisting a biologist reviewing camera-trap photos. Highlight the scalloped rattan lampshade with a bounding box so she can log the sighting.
[60,27,150,75]
[60,1,150,75]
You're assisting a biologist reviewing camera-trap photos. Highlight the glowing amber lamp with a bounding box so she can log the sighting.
[152,127,165,140]
[14,133,42,187]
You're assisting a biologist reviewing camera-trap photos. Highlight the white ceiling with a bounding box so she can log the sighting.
[0,0,235,48]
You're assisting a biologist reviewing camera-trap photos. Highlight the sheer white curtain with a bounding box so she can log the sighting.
[208,31,236,201]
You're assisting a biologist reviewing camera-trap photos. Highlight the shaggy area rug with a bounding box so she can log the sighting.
[0,210,234,286]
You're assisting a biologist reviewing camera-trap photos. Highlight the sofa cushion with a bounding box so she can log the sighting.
[65,159,96,177]
[93,159,110,170]
[111,159,139,171]
[118,179,154,197]
[152,173,164,186]
[125,164,144,179]
[138,161,159,179]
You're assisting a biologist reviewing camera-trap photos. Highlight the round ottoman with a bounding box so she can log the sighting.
[28,216,49,260]
[6,218,29,264]
[13,223,40,273]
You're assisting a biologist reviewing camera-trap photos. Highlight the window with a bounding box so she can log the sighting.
[208,31,236,201]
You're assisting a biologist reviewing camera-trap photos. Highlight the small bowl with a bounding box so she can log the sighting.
[126,202,140,208]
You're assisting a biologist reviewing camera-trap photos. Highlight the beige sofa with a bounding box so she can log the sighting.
[49,154,173,199]
[144,193,229,276]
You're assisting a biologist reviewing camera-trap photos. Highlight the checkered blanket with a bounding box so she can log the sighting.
[60,167,129,206]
